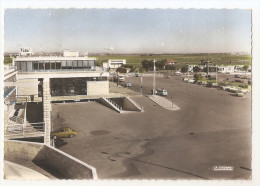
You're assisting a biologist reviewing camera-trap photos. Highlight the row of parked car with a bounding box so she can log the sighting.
[234,74,251,79]
[183,78,250,97]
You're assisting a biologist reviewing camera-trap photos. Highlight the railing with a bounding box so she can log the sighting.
[106,98,122,111]
[16,94,42,103]
[18,66,108,73]
[5,122,45,138]
[9,115,24,124]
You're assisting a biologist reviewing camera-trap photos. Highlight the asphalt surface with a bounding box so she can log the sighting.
[51,74,251,180]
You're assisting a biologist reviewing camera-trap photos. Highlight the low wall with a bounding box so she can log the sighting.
[4,140,97,180]
[122,97,142,112]
[87,81,109,96]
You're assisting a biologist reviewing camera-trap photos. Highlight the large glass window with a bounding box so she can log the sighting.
[50,79,63,96]
[39,62,44,70]
[16,62,21,70]
[73,61,78,69]
[45,61,50,70]
[21,62,27,71]
[67,61,72,69]
[50,61,55,70]
[78,61,83,69]
[27,61,33,71]
[33,62,39,70]
[56,61,61,69]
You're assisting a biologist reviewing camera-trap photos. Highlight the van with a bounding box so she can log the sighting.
[157,89,168,96]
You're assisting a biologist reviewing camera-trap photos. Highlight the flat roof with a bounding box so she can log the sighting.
[15,56,96,61]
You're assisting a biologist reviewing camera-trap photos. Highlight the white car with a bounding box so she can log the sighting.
[221,86,230,91]
[174,71,181,75]
[183,78,189,82]
[157,89,168,96]
[188,79,195,83]
[118,75,125,82]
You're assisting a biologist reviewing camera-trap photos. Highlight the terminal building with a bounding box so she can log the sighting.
[4,48,142,146]
[14,49,109,97]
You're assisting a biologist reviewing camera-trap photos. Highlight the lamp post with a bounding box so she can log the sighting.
[171,96,174,108]
[153,59,156,96]
[140,74,143,95]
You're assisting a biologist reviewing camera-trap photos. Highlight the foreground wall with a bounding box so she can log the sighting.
[17,79,39,96]
[87,81,109,95]
[4,140,97,180]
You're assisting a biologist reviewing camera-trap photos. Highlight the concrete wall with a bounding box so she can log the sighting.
[123,97,142,111]
[17,79,39,96]
[4,140,97,180]
[87,81,109,96]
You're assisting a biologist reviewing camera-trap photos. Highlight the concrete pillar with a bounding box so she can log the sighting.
[43,78,51,145]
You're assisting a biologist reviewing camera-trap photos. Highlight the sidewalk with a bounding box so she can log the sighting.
[147,95,180,110]
[4,160,50,180]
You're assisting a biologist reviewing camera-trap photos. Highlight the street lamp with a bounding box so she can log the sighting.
[140,74,143,95]
[153,59,156,96]
[171,96,174,108]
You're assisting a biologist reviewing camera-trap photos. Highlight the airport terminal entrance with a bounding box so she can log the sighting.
[50,78,87,96]
[50,77,107,96]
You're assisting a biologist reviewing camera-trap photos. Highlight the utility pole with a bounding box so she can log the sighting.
[188,62,189,77]
[140,74,143,95]
[216,65,218,84]
[171,96,173,108]
[207,62,209,77]
[117,71,119,86]
[153,59,156,96]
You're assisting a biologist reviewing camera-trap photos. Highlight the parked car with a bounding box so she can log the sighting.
[221,86,231,91]
[51,127,78,139]
[157,89,168,96]
[188,79,195,83]
[135,73,141,77]
[236,92,244,97]
[118,75,125,82]
[212,83,218,87]
[174,71,181,76]
[151,89,158,95]
[124,82,131,87]
[183,78,189,82]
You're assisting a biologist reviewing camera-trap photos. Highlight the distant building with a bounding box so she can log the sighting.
[63,49,79,57]
[201,60,212,66]
[20,47,34,56]
[218,65,235,73]
[103,59,126,71]
[166,59,178,65]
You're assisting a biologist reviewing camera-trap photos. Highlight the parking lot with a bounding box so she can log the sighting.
[51,74,251,179]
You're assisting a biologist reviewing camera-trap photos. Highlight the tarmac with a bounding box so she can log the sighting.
[147,95,180,110]
[4,160,49,180]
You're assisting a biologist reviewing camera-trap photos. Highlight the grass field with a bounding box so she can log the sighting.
[90,53,251,67]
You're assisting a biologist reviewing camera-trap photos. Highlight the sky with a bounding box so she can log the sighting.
[4,9,251,54]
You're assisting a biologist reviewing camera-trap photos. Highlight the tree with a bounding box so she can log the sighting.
[138,67,145,73]
[165,65,176,71]
[194,74,203,81]
[156,60,166,70]
[181,66,188,73]
[141,59,150,70]
[243,65,249,74]
[193,66,201,73]
[116,67,127,73]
